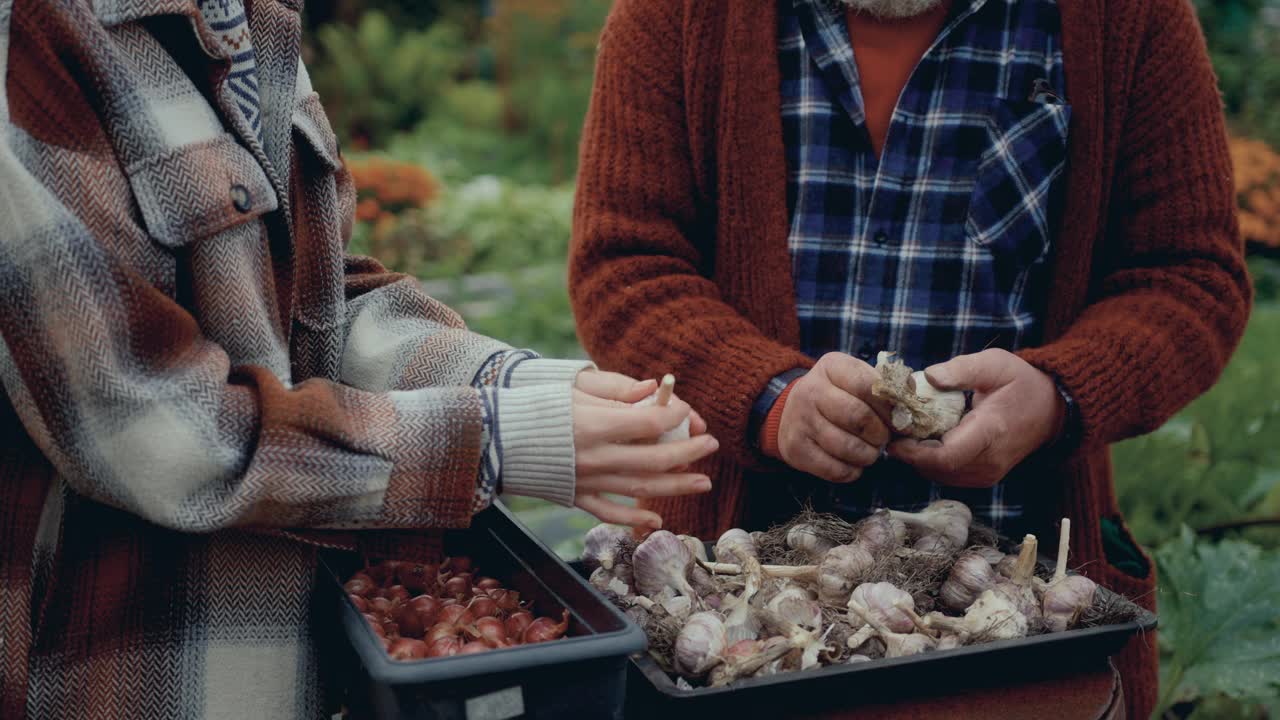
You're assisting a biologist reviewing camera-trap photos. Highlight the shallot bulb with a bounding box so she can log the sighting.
[582,524,630,571]
[387,637,428,661]
[888,500,972,553]
[523,609,571,644]
[855,511,907,556]
[633,531,698,600]
[674,612,728,678]
[816,543,875,605]
[471,616,509,647]
[847,582,915,634]
[505,611,534,640]
[927,589,1028,641]
[786,523,836,561]
[939,551,999,610]
[427,636,462,657]
[1041,519,1098,633]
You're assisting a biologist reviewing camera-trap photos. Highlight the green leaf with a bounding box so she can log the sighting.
[1154,528,1280,715]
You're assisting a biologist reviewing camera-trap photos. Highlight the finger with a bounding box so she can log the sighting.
[887,412,996,477]
[820,353,879,400]
[573,388,632,410]
[576,371,658,403]
[576,399,695,444]
[811,417,881,468]
[577,473,713,499]
[790,437,861,484]
[814,387,891,447]
[575,493,662,530]
[688,409,708,436]
[577,434,719,475]
[923,349,1015,392]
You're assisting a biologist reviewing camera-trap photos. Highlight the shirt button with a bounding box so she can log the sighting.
[874,230,888,245]
[231,184,252,213]
[858,342,874,361]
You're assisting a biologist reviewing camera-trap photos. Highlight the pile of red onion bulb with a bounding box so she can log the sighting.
[344,556,571,661]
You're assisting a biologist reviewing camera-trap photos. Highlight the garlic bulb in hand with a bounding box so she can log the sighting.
[787,523,837,561]
[847,582,915,634]
[939,551,999,610]
[633,530,698,600]
[582,523,630,571]
[888,500,972,553]
[855,510,907,556]
[871,352,967,439]
[1041,519,1098,633]
[632,375,690,442]
[816,542,876,605]
[674,611,727,678]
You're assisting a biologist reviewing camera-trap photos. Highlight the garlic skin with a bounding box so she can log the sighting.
[816,543,876,605]
[633,530,697,599]
[846,599,936,658]
[582,524,630,571]
[995,554,1019,578]
[939,550,999,610]
[889,500,972,552]
[1042,575,1097,632]
[787,523,836,560]
[855,511,907,556]
[974,547,1006,565]
[767,586,822,631]
[847,582,915,634]
[870,352,967,439]
[678,534,709,563]
[936,632,968,651]
[928,589,1028,641]
[674,612,727,677]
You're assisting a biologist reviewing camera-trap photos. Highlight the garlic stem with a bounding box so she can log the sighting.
[846,624,877,650]
[700,560,817,580]
[1012,534,1039,586]
[893,600,938,638]
[1053,518,1071,584]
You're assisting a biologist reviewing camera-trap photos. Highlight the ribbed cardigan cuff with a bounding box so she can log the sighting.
[505,358,596,388]
[495,384,577,507]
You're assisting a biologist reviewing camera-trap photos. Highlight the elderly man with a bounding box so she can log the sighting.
[569,0,1252,715]
[0,1,718,717]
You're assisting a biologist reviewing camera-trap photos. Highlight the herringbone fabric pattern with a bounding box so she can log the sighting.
[0,1,584,717]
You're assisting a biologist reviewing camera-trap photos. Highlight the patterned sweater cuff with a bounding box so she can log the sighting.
[493,384,578,507]
[748,368,809,449]
[503,358,597,388]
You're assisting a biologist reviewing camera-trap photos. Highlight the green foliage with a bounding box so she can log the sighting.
[1112,301,1280,549]
[1154,527,1280,717]
[310,12,468,148]
[1192,0,1280,147]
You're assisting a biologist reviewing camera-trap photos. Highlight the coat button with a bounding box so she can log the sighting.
[231,184,252,213]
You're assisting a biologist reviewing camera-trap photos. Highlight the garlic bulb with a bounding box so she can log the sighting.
[582,524,630,571]
[715,528,757,566]
[974,546,1006,565]
[939,550,999,610]
[678,534,709,563]
[756,607,831,671]
[847,582,915,634]
[995,554,1019,578]
[674,611,727,677]
[1041,519,1098,633]
[709,636,793,687]
[633,530,697,599]
[589,566,613,592]
[846,600,935,658]
[927,589,1027,641]
[870,352,967,439]
[816,542,876,605]
[660,593,693,621]
[991,533,1043,626]
[855,510,907,556]
[786,523,836,560]
[888,500,972,552]
[766,586,822,631]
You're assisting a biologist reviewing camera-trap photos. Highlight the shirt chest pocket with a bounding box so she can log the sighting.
[125,134,279,248]
[964,97,1071,282]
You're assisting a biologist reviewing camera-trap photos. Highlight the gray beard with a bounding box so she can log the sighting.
[837,0,947,20]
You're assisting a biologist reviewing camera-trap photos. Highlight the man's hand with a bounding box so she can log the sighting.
[571,371,717,529]
[888,349,1066,487]
[769,353,891,483]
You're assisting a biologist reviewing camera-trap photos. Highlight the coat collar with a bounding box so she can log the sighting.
[92,0,301,29]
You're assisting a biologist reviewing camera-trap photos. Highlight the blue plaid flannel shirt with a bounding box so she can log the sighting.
[753,0,1070,531]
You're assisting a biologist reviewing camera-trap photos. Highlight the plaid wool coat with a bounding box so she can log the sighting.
[0,1,587,717]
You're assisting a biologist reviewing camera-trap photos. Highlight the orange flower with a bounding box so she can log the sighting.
[346,156,440,214]
[356,197,381,222]
[1229,133,1280,250]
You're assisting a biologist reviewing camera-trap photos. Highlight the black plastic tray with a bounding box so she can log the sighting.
[574,541,1155,719]
[321,502,646,720]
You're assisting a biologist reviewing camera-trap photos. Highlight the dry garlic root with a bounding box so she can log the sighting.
[871,351,967,440]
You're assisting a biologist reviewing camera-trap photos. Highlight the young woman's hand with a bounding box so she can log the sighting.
[571,371,717,529]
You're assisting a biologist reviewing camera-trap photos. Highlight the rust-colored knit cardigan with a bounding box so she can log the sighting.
[570,1,1251,716]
